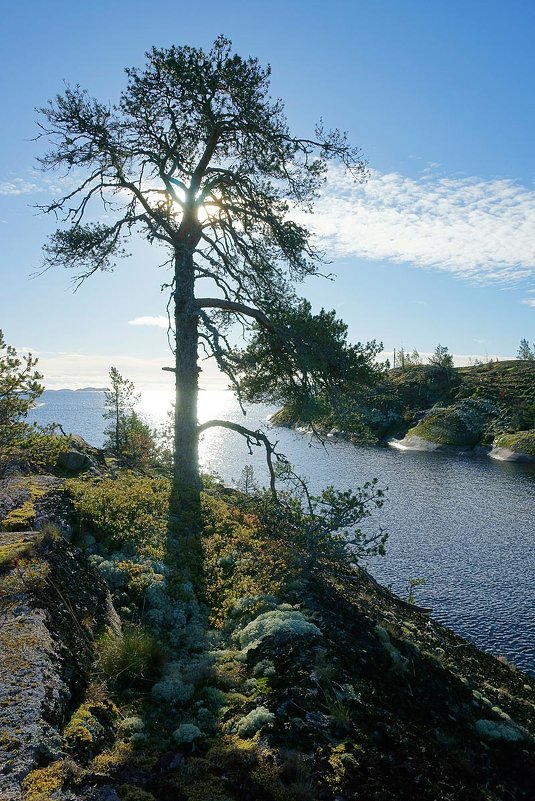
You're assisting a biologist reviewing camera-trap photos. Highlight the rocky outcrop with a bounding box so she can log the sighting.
[0,531,118,800]
[274,361,535,460]
[402,398,497,448]
[0,476,74,538]
[490,430,535,463]
[388,434,475,454]
[56,436,106,474]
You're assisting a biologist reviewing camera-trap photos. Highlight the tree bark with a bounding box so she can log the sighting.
[170,244,201,530]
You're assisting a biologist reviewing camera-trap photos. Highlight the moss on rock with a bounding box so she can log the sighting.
[21,760,68,801]
[63,698,118,758]
[495,429,535,456]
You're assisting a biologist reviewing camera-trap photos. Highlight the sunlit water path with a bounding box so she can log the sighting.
[29,389,535,674]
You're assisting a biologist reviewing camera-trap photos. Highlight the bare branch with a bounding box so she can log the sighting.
[197,419,282,497]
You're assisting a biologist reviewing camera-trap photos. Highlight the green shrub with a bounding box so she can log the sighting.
[68,474,170,559]
[235,608,321,650]
[63,699,118,758]
[173,723,203,744]
[118,786,156,801]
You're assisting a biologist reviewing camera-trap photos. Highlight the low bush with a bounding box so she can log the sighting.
[68,474,170,559]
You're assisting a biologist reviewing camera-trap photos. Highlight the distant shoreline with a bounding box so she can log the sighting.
[44,387,107,393]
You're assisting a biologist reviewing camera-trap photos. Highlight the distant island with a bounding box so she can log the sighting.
[45,387,107,393]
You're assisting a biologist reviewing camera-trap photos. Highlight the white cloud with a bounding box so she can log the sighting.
[28,350,226,390]
[129,315,169,329]
[0,179,38,195]
[521,290,535,307]
[300,167,535,285]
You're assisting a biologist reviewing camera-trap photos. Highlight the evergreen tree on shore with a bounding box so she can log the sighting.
[38,37,379,522]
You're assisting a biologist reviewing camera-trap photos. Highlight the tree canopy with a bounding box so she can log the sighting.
[37,36,379,516]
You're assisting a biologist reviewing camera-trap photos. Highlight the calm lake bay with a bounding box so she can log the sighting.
[29,389,535,675]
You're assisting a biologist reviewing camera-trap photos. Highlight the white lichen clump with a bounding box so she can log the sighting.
[173,723,203,744]
[235,608,321,650]
[236,706,275,738]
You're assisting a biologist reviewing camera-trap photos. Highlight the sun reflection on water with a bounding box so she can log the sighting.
[137,389,275,481]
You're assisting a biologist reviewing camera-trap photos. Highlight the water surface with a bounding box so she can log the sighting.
[29,389,535,674]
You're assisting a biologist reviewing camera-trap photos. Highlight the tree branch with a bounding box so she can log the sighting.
[194,298,274,330]
[197,419,281,497]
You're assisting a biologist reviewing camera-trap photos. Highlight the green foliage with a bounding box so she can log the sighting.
[94,625,166,689]
[406,577,427,605]
[63,699,118,757]
[0,330,55,470]
[235,608,321,650]
[201,494,291,625]
[18,426,70,468]
[236,705,275,738]
[173,723,203,744]
[517,338,535,361]
[120,411,156,469]
[231,299,383,418]
[0,538,35,571]
[21,761,68,801]
[151,661,195,704]
[118,786,156,801]
[38,37,370,492]
[103,368,155,467]
[428,343,454,370]
[118,716,145,736]
[235,464,259,495]
[68,473,170,558]
[260,467,388,569]
[495,429,535,456]
[0,329,43,434]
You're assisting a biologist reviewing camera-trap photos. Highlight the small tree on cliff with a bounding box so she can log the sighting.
[429,344,454,370]
[37,37,378,518]
[517,339,535,361]
[0,331,68,473]
[103,367,139,453]
[0,330,43,462]
[103,367,154,467]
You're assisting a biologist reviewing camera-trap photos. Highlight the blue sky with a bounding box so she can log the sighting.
[1,0,534,387]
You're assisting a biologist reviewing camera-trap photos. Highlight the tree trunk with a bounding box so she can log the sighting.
[115,394,120,452]
[170,245,201,532]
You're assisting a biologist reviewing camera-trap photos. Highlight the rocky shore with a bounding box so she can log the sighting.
[1,447,534,800]
[272,360,535,465]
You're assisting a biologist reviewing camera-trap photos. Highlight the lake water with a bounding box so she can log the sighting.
[29,389,535,675]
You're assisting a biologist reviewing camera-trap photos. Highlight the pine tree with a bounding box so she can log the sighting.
[103,367,139,453]
[517,339,535,361]
[38,37,379,521]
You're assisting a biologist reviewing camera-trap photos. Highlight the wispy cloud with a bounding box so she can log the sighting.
[521,290,535,307]
[301,167,535,285]
[28,349,225,390]
[0,179,38,195]
[129,315,169,329]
